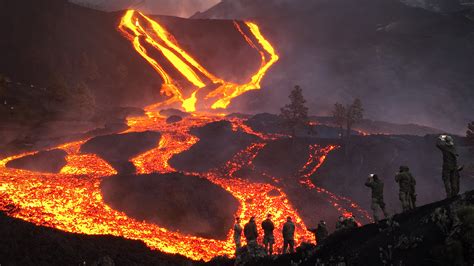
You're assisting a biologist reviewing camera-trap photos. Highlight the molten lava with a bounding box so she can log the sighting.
[0,10,370,262]
[118,10,279,112]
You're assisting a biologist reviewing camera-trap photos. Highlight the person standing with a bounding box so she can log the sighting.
[233,217,243,252]
[261,214,275,255]
[437,135,462,198]
[282,216,295,254]
[316,220,328,243]
[335,216,345,231]
[309,220,328,244]
[365,174,389,222]
[244,216,258,244]
[345,215,358,229]
[395,166,416,212]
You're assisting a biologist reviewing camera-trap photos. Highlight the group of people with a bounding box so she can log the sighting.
[365,134,463,222]
[335,215,358,231]
[233,215,296,255]
[233,134,464,254]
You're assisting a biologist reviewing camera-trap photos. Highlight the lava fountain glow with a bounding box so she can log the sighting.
[0,10,370,262]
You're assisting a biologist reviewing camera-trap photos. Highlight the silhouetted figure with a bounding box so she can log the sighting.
[437,135,462,198]
[395,166,416,212]
[335,216,345,231]
[309,220,328,244]
[244,216,258,244]
[233,217,243,252]
[261,214,275,255]
[365,174,389,222]
[344,215,358,229]
[282,216,295,254]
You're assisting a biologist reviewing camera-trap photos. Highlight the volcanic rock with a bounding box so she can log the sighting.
[194,0,474,134]
[0,0,260,124]
[100,172,239,240]
[252,138,319,178]
[5,149,67,173]
[169,120,259,172]
[166,115,183,124]
[0,213,193,265]
[244,113,284,135]
[235,241,267,266]
[245,113,338,137]
[159,108,190,118]
[226,113,252,119]
[313,116,443,136]
[314,135,474,212]
[80,131,161,174]
[267,189,281,197]
[222,190,474,266]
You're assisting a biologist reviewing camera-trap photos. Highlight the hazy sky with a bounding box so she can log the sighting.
[70,0,221,17]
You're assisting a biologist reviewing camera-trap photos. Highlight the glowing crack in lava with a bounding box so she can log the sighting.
[118,10,279,112]
[0,10,370,262]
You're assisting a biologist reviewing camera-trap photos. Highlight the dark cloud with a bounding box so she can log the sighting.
[69,0,220,17]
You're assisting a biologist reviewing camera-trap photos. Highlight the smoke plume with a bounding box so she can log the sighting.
[69,0,220,17]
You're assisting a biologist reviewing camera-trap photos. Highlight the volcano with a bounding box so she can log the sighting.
[1,0,474,264]
[0,0,264,112]
[194,0,474,134]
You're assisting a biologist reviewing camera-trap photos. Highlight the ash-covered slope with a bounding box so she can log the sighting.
[170,120,259,172]
[101,172,239,240]
[314,135,474,212]
[194,0,474,134]
[0,212,194,265]
[0,0,259,109]
[210,190,474,266]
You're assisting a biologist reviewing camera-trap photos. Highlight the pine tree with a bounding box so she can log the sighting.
[346,98,364,138]
[332,103,346,139]
[280,85,309,138]
[331,98,364,139]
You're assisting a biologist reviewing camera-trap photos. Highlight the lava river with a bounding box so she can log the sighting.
[0,113,370,261]
[0,10,370,261]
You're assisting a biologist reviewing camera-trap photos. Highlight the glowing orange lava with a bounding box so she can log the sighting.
[0,10,369,262]
[118,10,279,112]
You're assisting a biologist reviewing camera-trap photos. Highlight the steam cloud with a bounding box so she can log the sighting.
[69,0,221,17]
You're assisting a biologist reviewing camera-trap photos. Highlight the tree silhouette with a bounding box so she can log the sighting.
[346,98,364,138]
[332,98,364,139]
[280,85,309,138]
[332,103,346,139]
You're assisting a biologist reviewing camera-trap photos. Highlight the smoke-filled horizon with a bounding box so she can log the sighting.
[69,0,221,17]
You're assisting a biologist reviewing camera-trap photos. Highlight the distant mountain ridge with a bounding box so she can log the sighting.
[193,0,474,134]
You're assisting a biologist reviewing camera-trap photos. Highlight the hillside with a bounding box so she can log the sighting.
[0,212,193,265]
[0,0,259,113]
[206,190,474,266]
[193,0,474,134]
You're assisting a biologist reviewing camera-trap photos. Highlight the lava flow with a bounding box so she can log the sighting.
[118,10,279,112]
[0,9,369,262]
[0,113,308,260]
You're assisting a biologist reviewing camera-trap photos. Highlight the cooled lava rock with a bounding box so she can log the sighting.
[5,149,67,173]
[208,190,474,266]
[159,108,190,118]
[315,134,474,212]
[244,113,331,137]
[0,213,193,265]
[166,115,183,124]
[80,131,161,174]
[244,113,285,135]
[100,172,239,240]
[169,120,259,172]
[252,138,317,178]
